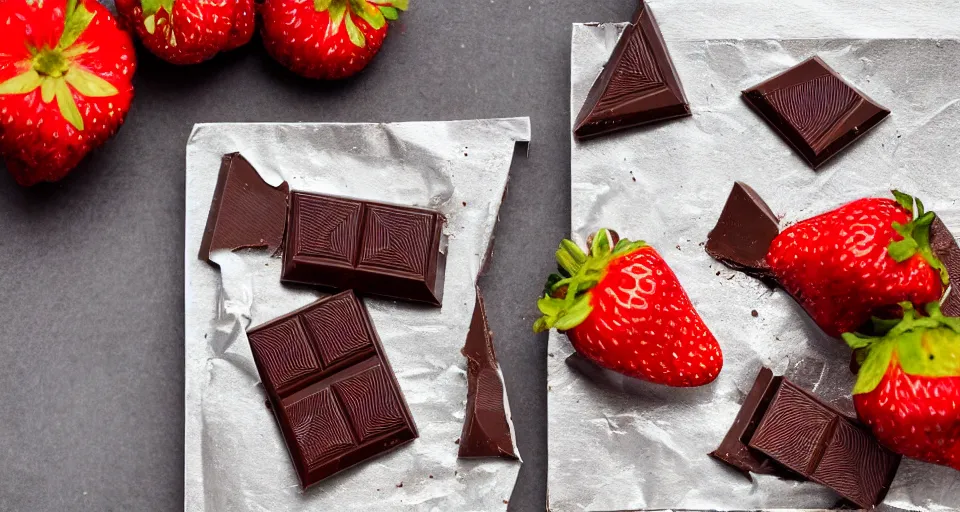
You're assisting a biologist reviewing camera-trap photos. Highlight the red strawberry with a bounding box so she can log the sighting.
[534,229,723,387]
[0,0,136,186]
[767,191,947,338]
[843,302,960,471]
[260,0,407,80]
[115,0,255,65]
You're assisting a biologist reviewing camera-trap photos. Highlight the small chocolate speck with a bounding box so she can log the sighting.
[716,271,721,276]
[632,177,636,182]
[429,475,433,479]
[454,438,460,445]
[462,201,467,207]
[396,482,403,488]
[464,153,468,157]
[676,244,681,251]
[503,500,509,504]
[751,310,759,317]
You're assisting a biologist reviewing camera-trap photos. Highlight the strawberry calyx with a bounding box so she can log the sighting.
[0,0,118,131]
[139,0,176,38]
[533,228,646,333]
[313,0,408,48]
[843,302,960,395]
[888,190,949,286]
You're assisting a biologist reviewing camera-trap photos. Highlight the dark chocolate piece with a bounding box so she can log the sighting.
[705,182,780,279]
[199,153,290,262]
[747,377,901,508]
[458,288,519,460]
[246,291,418,489]
[709,368,792,479]
[281,191,447,306]
[573,1,690,139]
[931,217,960,316]
[743,56,890,169]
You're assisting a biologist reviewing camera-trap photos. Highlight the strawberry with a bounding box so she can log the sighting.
[259,0,408,80]
[767,191,947,338]
[534,229,723,387]
[0,0,136,186]
[115,0,255,65]
[843,302,960,471]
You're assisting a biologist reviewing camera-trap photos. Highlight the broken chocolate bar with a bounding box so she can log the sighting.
[199,153,290,262]
[246,291,418,488]
[705,182,780,280]
[458,288,519,460]
[743,56,890,169]
[281,191,447,306]
[712,368,900,509]
[931,218,960,316]
[573,1,690,139]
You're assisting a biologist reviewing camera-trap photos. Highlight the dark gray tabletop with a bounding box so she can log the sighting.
[0,1,638,510]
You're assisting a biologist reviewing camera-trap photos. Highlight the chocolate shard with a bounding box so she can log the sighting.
[246,291,418,489]
[743,56,891,169]
[931,217,960,316]
[199,153,290,262]
[281,191,447,306]
[573,1,690,140]
[705,182,780,279]
[458,288,520,460]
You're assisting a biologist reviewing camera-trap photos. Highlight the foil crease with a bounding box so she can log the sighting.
[185,119,530,511]
[549,25,960,512]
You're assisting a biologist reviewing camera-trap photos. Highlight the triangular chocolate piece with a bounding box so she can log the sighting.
[705,182,780,279]
[458,288,520,460]
[930,217,960,316]
[574,1,690,139]
[198,153,290,262]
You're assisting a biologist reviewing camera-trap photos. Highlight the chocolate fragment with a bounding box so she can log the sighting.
[246,291,418,489]
[573,1,690,139]
[712,368,900,508]
[281,191,447,306]
[705,182,780,280]
[199,153,290,262]
[931,217,960,316]
[743,56,890,169]
[458,288,519,460]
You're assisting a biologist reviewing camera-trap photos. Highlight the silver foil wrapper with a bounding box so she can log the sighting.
[548,23,960,512]
[184,119,530,511]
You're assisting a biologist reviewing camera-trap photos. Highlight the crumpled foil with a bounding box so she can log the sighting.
[548,24,960,512]
[184,119,530,512]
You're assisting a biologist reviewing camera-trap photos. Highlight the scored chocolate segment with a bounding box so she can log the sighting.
[573,0,690,139]
[458,288,520,460]
[930,217,960,316]
[198,153,290,262]
[247,291,417,489]
[705,182,780,280]
[743,56,890,169]
[282,191,447,306]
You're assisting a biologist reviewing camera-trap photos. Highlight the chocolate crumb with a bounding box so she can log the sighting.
[464,153,468,157]
[632,177,636,182]
[751,310,759,317]
[462,201,467,207]
[454,438,460,445]
[716,271,721,276]
[396,482,403,488]
[503,500,509,504]
[429,475,433,479]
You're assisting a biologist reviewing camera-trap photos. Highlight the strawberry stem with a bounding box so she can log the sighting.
[887,190,949,286]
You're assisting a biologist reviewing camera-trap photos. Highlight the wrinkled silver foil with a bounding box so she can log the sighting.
[548,24,960,512]
[184,119,530,511]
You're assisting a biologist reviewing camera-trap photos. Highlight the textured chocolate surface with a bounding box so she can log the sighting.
[198,153,290,262]
[246,291,418,489]
[573,1,690,139]
[743,56,890,169]
[747,378,901,508]
[458,288,519,460]
[705,182,780,279]
[281,191,447,306]
[931,217,960,316]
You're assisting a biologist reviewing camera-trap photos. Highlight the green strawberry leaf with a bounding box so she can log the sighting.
[344,12,366,47]
[370,0,407,10]
[852,339,895,394]
[350,0,386,29]
[380,6,398,20]
[556,239,586,276]
[141,0,175,17]
[326,1,347,38]
[314,0,334,10]
[886,191,949,286]
[892,189,914,214]
[590,228,614,258]
[41,76,57,102]
[842,331,875,350]
[896,327,960,378]
[54,78,84,131]
[144,14,157,35]
[0,70,43,95]
[57,0,96,51]
[64,67,118,97]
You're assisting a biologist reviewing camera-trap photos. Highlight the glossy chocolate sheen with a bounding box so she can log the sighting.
[198,153,290,262]
[931,217,960,316]
[458,288,519,460]
[246,291,418,489]
[281,191,447,306]
[705,182,780,280]
[747,377,901,508]
[573,1,690,139]
[743,56,890,169]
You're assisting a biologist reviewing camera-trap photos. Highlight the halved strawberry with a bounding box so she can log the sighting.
[0,0,136,186]
[534,229,723,387]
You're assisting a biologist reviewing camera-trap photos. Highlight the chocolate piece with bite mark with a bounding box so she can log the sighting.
[198,153,290,262]
[458,288,520,460]
[705,182,780,280]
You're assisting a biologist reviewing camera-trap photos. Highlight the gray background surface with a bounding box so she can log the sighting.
[0,1,641,510]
